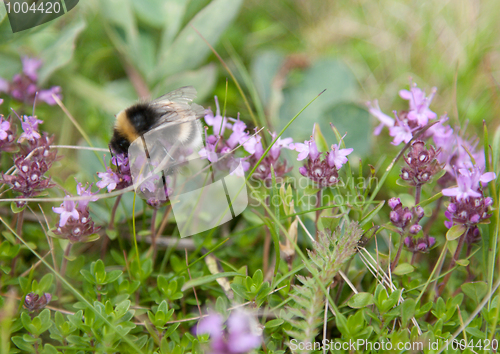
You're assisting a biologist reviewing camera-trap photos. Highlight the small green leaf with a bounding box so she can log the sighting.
[265,318,284,329]
[456,259,469,266]
[12,336,35,352]
[446,224,466,240]
[38,274,54,293]
[348,292,374,308]
[392,263,414,276]
[93,260,106,284]
[105,270,123,284]
[462,282,488,304]
[400,299,416,326]
[11,201,27,214]
[313,123,329,152]
[465,326,486,339]
[80,269,95,284]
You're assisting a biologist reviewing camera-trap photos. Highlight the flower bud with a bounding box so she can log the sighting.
[469,214,480,224]
[484,197,493,207]
[24,292,51,311]
[388,197,401,210]
[409,224,422,234]
[415,206,424,219]
[428,237,436,247]
[417,242,428,251]
[404,237,411,247]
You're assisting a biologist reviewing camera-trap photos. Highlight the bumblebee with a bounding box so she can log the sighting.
[109,86,204,156]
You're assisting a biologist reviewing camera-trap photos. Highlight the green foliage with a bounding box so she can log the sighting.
[1,1,500,353]
[286,222,363,348]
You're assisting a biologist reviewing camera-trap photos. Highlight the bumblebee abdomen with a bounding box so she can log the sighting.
[126,103,158,134]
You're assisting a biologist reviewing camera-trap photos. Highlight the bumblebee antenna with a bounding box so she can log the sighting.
[108,145,122,174]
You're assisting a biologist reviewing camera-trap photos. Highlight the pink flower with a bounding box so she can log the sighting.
[290,134,319,161]
[399,83,437,126]
[38,86,62,105]
[227,119,248,148]
[290,140,310,161]
[389,118,413,145]
[442,169,482,202]
[269,132,293,160]
[76,182,98,211]
[468,167,496,191]
[96,166,121,192]
[21,57,43,81]
[0,79,8,93]
[0,117,10,140]
[242,134,262,156]
[195,310,261,354]
[199,133,220,162]
[53,196,80,227]
[204,96,231,135]
[18,115,43,142]
[326,143,353,169]
[366,99,395,135]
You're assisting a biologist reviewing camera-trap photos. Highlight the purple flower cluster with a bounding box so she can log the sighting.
[0,56,62,105]
[388,197,434,252]
[195,310,262,354]
[388,197,424,235]
[404,235,436,253]
[369,81,497,250]
[0,123,59,207]
[249,132,293,181]
[201,97,294,181]
[367,81,486,181]
[367,80,437,145]
[442,167,495,241]
[24,292,51,312]
[400,140,442,186]
[442,167,495,202]
[52,183,100,243]
[290,126,353,187]
[96,153,132,192]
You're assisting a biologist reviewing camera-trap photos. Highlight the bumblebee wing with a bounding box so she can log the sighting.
[151,86,198,106]
[149,86,205,128]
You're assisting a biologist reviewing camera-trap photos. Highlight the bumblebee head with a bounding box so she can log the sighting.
[109,130,131,155]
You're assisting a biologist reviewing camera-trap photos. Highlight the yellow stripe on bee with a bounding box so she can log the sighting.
[116,110,139,142]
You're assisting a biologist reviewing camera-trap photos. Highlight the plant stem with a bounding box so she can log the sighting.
[150,209,157,264]
[263,228,271,276]
[9,210,24,277]
[57,243,73,297]
[390,233,405,271]
[415,184,422,205]
[423,197,443,234]
[315,189,322,240]
[437,230,467,297]
[101,195,122,259]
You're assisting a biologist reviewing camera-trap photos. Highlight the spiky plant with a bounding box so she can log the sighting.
[286,221,363,352]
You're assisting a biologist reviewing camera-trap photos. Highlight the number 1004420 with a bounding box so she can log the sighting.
[4,1,62,14]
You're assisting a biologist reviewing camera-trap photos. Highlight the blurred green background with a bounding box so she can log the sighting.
[1,0,499,180]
